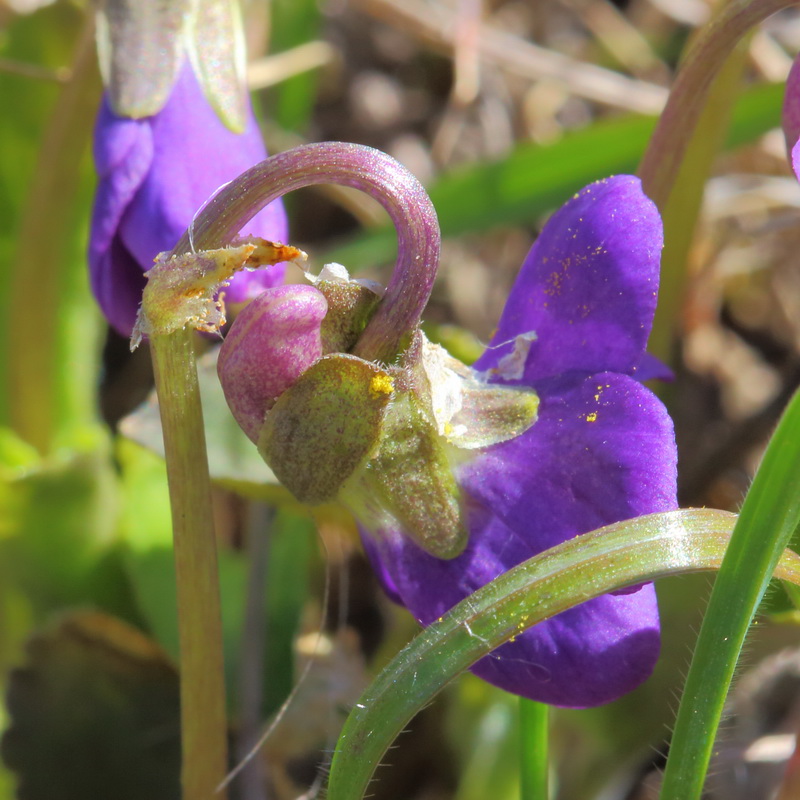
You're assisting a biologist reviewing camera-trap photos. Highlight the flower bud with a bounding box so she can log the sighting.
[217,285,328,442]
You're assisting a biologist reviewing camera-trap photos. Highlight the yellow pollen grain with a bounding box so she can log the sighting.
[369,373,394,397]
[586,411,598,423]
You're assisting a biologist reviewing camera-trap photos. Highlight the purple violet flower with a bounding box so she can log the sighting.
[359,177,676,707]
[783,56,800,180]
[216,147,677,708]
[88,62,288,336]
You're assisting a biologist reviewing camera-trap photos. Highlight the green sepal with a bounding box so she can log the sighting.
[316,280,382,354]
[97,0,250,132]
[131,239,304,350]
[186,0,249,133]
[96,0,193,118]
[360,389,467,560]
[257,354,394,505]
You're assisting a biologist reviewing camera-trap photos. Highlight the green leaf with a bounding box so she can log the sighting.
[326,508,800,800]
[261,509,316,716]
[648,40,750,363]
[1,611,180,800]
[268,0,326,132]
[115,440,315,715]
[519,698,550,800]
[660,390,800,800]
[0,428,40,479]
[449,680,519,800]
[1,4,104,452]
[325,82,783,273]
[0,437,119,614]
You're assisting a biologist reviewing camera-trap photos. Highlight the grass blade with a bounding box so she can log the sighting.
[660,390,800,800]
[326,507,800,800]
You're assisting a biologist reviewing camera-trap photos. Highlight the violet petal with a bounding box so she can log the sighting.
[783,56,800,172]
[89,62,288,335]
[88,111,154,336]
[475,176,663,382]
[362,371,676,706]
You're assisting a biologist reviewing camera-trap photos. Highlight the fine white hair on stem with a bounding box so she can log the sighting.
[188,178,234,255]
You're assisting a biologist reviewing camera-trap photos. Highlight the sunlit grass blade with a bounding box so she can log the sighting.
[326,508,800,800]
[519,698,549,800]
[2,8,102,453]
[660,389,800,800]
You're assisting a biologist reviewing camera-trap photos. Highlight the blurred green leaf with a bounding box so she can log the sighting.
[649,40,749,363]
[261,509,315,715]
[0,428,40,478]
[326,508,800,800]
[448,678,519,800]
[116,440,315,715]
[267,0,326,132]
[422,323,484,367]
[1,5,103,453]
[0,434,119,613]
[1,611,180,800]
[115,439,181,662]
[326,82,783,273]
[661,390,800,800]
[0,7,72,429]
[120,350,295,503]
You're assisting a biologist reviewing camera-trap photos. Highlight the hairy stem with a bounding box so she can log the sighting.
[171,142,441,363]
[150,329,229,800]
[637,0,791,210]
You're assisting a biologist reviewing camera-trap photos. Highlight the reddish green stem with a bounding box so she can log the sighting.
[637,0,791,211]
[170,142,440,364]
[150,329,229,800]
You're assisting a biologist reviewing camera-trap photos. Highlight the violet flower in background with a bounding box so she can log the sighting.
[218,168,677,708]
[783,55,800,179]
[88,62,288,336]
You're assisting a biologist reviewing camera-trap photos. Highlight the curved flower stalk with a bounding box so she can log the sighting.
[638,0,792,211]
[88,61,288,336]
[212,144,677,708]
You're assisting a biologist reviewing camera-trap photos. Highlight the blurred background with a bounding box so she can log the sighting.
[2,0,800,798]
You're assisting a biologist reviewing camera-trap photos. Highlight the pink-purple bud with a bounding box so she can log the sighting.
[217,285,328,442]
